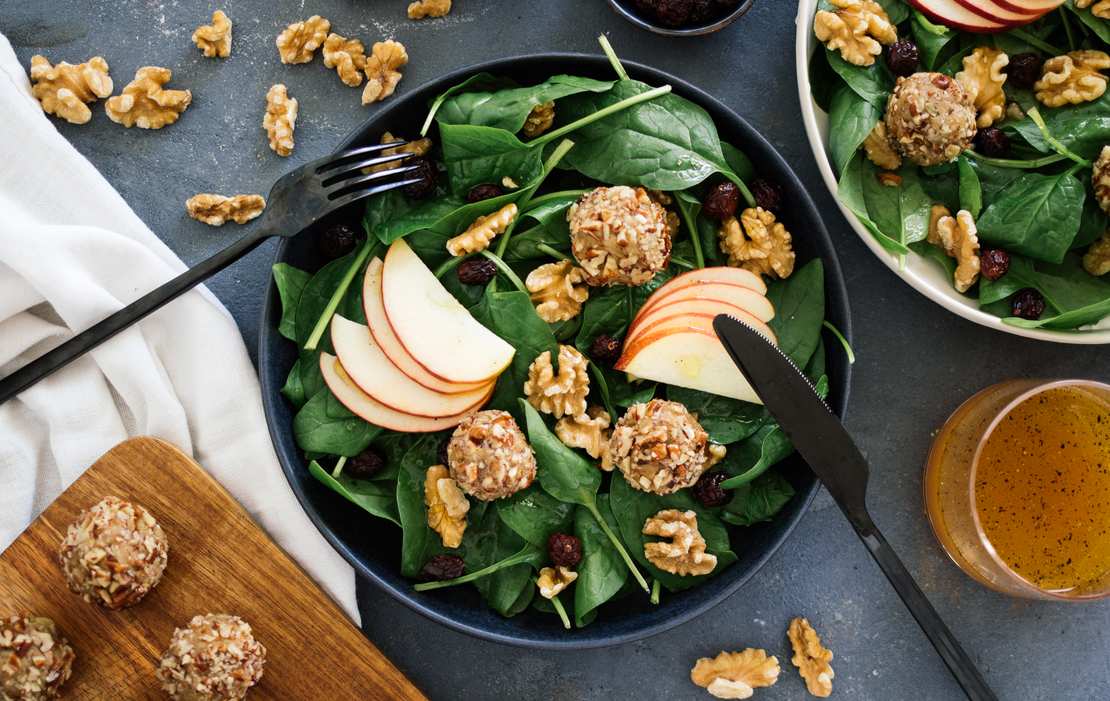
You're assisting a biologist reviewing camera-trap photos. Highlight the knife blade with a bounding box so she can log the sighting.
[712,314,997,701]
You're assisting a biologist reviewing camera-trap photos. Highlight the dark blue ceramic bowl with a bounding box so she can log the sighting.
[259,54,852,649]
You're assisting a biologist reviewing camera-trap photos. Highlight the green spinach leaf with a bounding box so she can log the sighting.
[957,155,982,218]
[308,460,400,526]
[439,123,545,197]
[722,471,796,527]
[394,436,444,578]
[824,48,893,109]
[766,259,826,367]
[272,263,310,342]
[573,496,627,627]
[436,75,615,132]
[976,170,1085,264]
[498,487,575,547]
[828,86,882,174]
[293,390,381,456]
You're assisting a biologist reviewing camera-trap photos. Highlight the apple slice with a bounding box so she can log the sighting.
[381,239,515,385]
[628,307,777,348]
[364,258,489,394]
[615,329,763,404]
[908,0,1009,31]
[639,267,766,317]
[331,315,491,418]
[627,283,775,340]
[320,353,485,432]
[951,0,1046,23]
[992,0,1064,12]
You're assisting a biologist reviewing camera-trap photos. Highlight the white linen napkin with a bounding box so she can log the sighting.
[0,34,360,623]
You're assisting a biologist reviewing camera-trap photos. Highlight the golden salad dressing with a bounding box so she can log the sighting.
[973,386,1110,593]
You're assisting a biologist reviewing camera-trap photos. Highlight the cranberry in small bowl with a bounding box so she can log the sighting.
[607,0,754,37]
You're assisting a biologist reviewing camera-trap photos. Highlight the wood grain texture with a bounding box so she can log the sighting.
[0,437,426,700]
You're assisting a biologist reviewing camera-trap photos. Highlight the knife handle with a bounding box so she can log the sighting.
[850,514,998,701]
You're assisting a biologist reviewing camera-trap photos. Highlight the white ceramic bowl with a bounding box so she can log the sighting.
[794,0,1110,345]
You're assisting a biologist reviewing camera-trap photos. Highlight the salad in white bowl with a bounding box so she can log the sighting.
[797,0,1110,342]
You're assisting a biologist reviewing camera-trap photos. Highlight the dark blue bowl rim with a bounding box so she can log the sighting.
[258,52,853,650]
[607,0,755,36]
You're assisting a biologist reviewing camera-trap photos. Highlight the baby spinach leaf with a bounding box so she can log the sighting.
[718,422,793,489]
[1010,93,1110,161]
[976,170,1085,264]
[824,48,893,109]
[874,0,909,23]
[1076,185,1109,249]
[498,487,575,547]
[439,123,545,197]
[721,142,756,183]
[766,259,825,367]
[421,72,518,135]
[665,386,767,445]
[308,460,400,526]
[827,86,882,174]
[957,155,982,219]
[836,153,911,254]
[294,247,368,348]
[503,193,578,263]
[982,254,1110,330]
[911,10,957,70]
[281,359,307,407]
[464,506,542,617]
[967,158,1024,201]
[573,496,627,627]
[808,43,843,113]
[722,471,795,527]
[293,390,381,457]
[1065,1,1110,44]
[471,289,558,419]
[436,75,615,133]
[272,263,310,342]
[575,269,672,353]
[395,436,444,578]
[861,164,932,248]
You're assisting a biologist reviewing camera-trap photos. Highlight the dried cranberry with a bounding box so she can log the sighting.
[703,181,740,221]
[588,334,622,365]
[346,448,384,479]
[437,437,451,467]
[402,157,438,199]
[1011,288,1046,320]
[1006,52,1044,90]
[692,471,730,507]
[419,554,465,581]
[885,40,920,77]
[750,178,783,212]
[548,533,582,568]
[979,248,1010,281]
[637,0,695,26]
[466,183,504,203]
[456,258,498,286]
[973,127,1010,158]
[317,222,361,260]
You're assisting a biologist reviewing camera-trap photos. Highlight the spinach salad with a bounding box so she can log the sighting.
[272,39,838,628]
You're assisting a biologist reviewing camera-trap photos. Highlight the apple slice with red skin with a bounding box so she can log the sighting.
[908,0,1010,31]
[627,307,778,348]
[615,328,765,404]
[363,257,489,395]
[991,0,1064,13]
[950,0,1047,24]
[320,353,486,432]
[381,239,515,385]
[638,267,766,318]
[331,315,492,418]
[626,283,775,340]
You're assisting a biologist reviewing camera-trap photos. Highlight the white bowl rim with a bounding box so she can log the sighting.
[793,0,1110,345]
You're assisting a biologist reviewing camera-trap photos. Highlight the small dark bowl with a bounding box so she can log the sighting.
[607,0,754,36]
[259,53,852,649]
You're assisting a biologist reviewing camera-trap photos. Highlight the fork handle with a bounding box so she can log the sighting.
[0,230,269,405]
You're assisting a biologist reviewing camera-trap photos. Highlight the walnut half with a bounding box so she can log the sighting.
[555,406,611,462]
[192,10,232,58]
[536,566,577,599]
[788,617,835,698]
[813,0,897,68]
[1035,50,1110,107]
[642,509,717,577]
[363,40,408,105]
[1084,230,1110,277]
[928,206,980,293]
[862,121,902,171]
[104,67,191,129]
[408,0,453,19]
[446,203,517,256]
[956,47,1009,128]
[323,33,367,88]
[691,649,781,700]
[29,55,113,125]
[1076,0,1110,18]
[186,194,266,226]
[276,15,331,64]
[424,465,469,549]
[524,344,590,420]
[264,84,298,157]
[526,260,590,323]
[719,207,795,280]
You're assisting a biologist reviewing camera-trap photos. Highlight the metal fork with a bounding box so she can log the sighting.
[0,141,423,405]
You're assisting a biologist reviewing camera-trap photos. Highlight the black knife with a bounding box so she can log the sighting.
[713,315,997,701]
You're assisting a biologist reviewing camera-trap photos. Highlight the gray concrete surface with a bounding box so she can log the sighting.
[4,1,1108,699]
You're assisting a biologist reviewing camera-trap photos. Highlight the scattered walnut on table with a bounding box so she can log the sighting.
[813,0,897,68]
[424,464,469,549]
[323,33,367,87]
[642,509,717,576]
[1084,230,1110,276]
[1035,50,1110,107]
[956,47,1009,128]
[104,66,191,129]
[186,194,266,226]
[408,0,453,19]
[536,566,578,599]
[691,649,781,700]
[524,344,590,420]
[928,205,980,293]
[276,15,331,64]
[788,617,835,698]
[719,207,795,280]
[446,203,517,256]
[447,410,537,501]
[1093,145,1110,215]
[29,55,113,125]
[862,121,901,171]
[192,10,232,58]
[555,406,612,462]
[526,260,590,323]
[263,83,298,157]
[522,101,556,138]
[363,40,408,105]
[1076,0,1110,18]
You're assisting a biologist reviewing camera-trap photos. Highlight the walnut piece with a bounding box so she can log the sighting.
[813,0,897,68]
[526,260,590,323]
[105,66,191,129]
[446,203,517,256]
[1076,0,1110,18]
[1035,50,1110,107]
[29,55,113,124]
[323,33,367,87]
[524,344,590,420]
[568,186,673,286]
[408,0,453,19]
[276,15,330,64]
[555,406,611,461]
[536,566,578,599]
[1094,145,1110,216]
[448,410,537,501]
[788,617,835,698]
[956,47,1009,128]
[608,399,714,493]
[928,206,980,293]
[264,83,298,157]
[363,40,408,105]
[691,649,781,700]
[365,130,433,174]
[522,101,556,138]
[642,509,717,576]
[862,121,902,170]
[186,194,266,226]
[424,464,469,549]
[1084,230,1110,276]
[192,10,232,58]
[719,207,795,279]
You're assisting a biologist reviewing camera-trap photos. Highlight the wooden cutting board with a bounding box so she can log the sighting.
[0,437,426,700]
